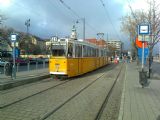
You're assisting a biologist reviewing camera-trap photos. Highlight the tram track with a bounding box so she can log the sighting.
[0,78,61,94]
[0,64,122,120]
[95,63,124,120]
[40,71,107,120]
[0,80,70,108]
[0,64,114,109]
[39,64,123,120]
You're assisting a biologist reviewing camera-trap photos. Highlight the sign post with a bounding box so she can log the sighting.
[138,24,150,87]
[11,34,17,79]
[138,24,150,70]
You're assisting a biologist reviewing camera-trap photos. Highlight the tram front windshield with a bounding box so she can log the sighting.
[52,44,66,56]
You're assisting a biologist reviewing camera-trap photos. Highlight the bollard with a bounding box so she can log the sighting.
[4,63,13,77]
[12,63,16,79]
[3,64,5,74]
[17,63,19,72]
[36,61,38,69]
[27,62,30,71]
[43,60,45,68]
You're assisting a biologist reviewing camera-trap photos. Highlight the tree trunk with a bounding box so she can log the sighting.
[148,47,153,78]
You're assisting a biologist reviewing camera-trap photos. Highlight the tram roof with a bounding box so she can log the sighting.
[53,37,107,49]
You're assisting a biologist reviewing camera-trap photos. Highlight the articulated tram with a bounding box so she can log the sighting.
[49,27,110,78]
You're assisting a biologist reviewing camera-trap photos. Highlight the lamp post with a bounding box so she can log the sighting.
[25,19,30,35]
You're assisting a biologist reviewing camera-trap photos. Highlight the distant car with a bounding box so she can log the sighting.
[9,58,28,65]
[16,58,28,64]
[44,58,49,62]
[0,59,9,67]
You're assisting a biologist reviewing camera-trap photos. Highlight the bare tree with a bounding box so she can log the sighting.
[120,0,160,77]
[0,14,7,26]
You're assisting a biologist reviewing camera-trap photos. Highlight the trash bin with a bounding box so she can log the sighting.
[4,63,13,76]
[139,71,148,87]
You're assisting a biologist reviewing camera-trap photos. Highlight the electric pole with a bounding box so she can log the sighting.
[25,19,30,35]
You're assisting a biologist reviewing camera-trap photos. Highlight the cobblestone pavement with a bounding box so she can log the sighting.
[0,79,66,107]
[99,64,126,120]
[45,72,115,120]
[0,64,122,120]
[118,62,160,120]
[151,62,160,79]
[0,68,48,82]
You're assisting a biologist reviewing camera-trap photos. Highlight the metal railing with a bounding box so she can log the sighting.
[0,60,49,75]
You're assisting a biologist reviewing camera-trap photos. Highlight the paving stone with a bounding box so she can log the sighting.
[118,62,160,120]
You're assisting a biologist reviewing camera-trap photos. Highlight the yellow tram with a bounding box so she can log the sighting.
[49,26,110,78]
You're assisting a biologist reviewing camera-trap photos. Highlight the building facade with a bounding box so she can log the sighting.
[106,40,123,52]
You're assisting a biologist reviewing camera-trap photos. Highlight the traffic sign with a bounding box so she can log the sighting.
[137,24,150,69]
[138,48,149,57]
[12,48,20,58]
[135,37,148,48]
[138,24,150,35]
[138,48,149,65]
[138,35,150,42]
[11,34,17,42]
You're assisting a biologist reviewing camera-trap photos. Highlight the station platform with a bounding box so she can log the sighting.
[0,68,49,90]
[118,62,160,120]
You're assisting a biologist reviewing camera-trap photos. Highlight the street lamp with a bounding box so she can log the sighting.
[25,19,30,35]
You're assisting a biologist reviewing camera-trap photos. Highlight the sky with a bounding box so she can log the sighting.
[0,0,159,51]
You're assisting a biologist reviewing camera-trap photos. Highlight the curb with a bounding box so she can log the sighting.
[0,74,50,91]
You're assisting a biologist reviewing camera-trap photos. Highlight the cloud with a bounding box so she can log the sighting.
[0,0,12,8]
[0,0,128,41]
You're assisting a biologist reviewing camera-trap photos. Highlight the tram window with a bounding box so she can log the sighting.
[94,49,96,57]
[87,47,89,57]
[92,48,95,57]
[52,49,65,56]
[78,45,82,57]
[96,49,98,57]
[75,45,82,57]
[101,50,103,57]
[90,47,92,57]
[68,43,73,57]
[89,47,91,57]
[91,47,93,57]
[87,46,90,57]
[92,48,94,57]
[52,45,66,56]
[91,48,95,57]
[83,45,87,57]
[75,45,78,57]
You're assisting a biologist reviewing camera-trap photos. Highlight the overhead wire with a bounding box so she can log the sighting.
[59,0,81,19]
[127,0,139,24]
[10,0,42,17]
[3,0,104,37]
[99,0,122,41]
[58,0,99,34]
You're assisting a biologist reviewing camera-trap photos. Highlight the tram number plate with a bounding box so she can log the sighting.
[55,64,60,71]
